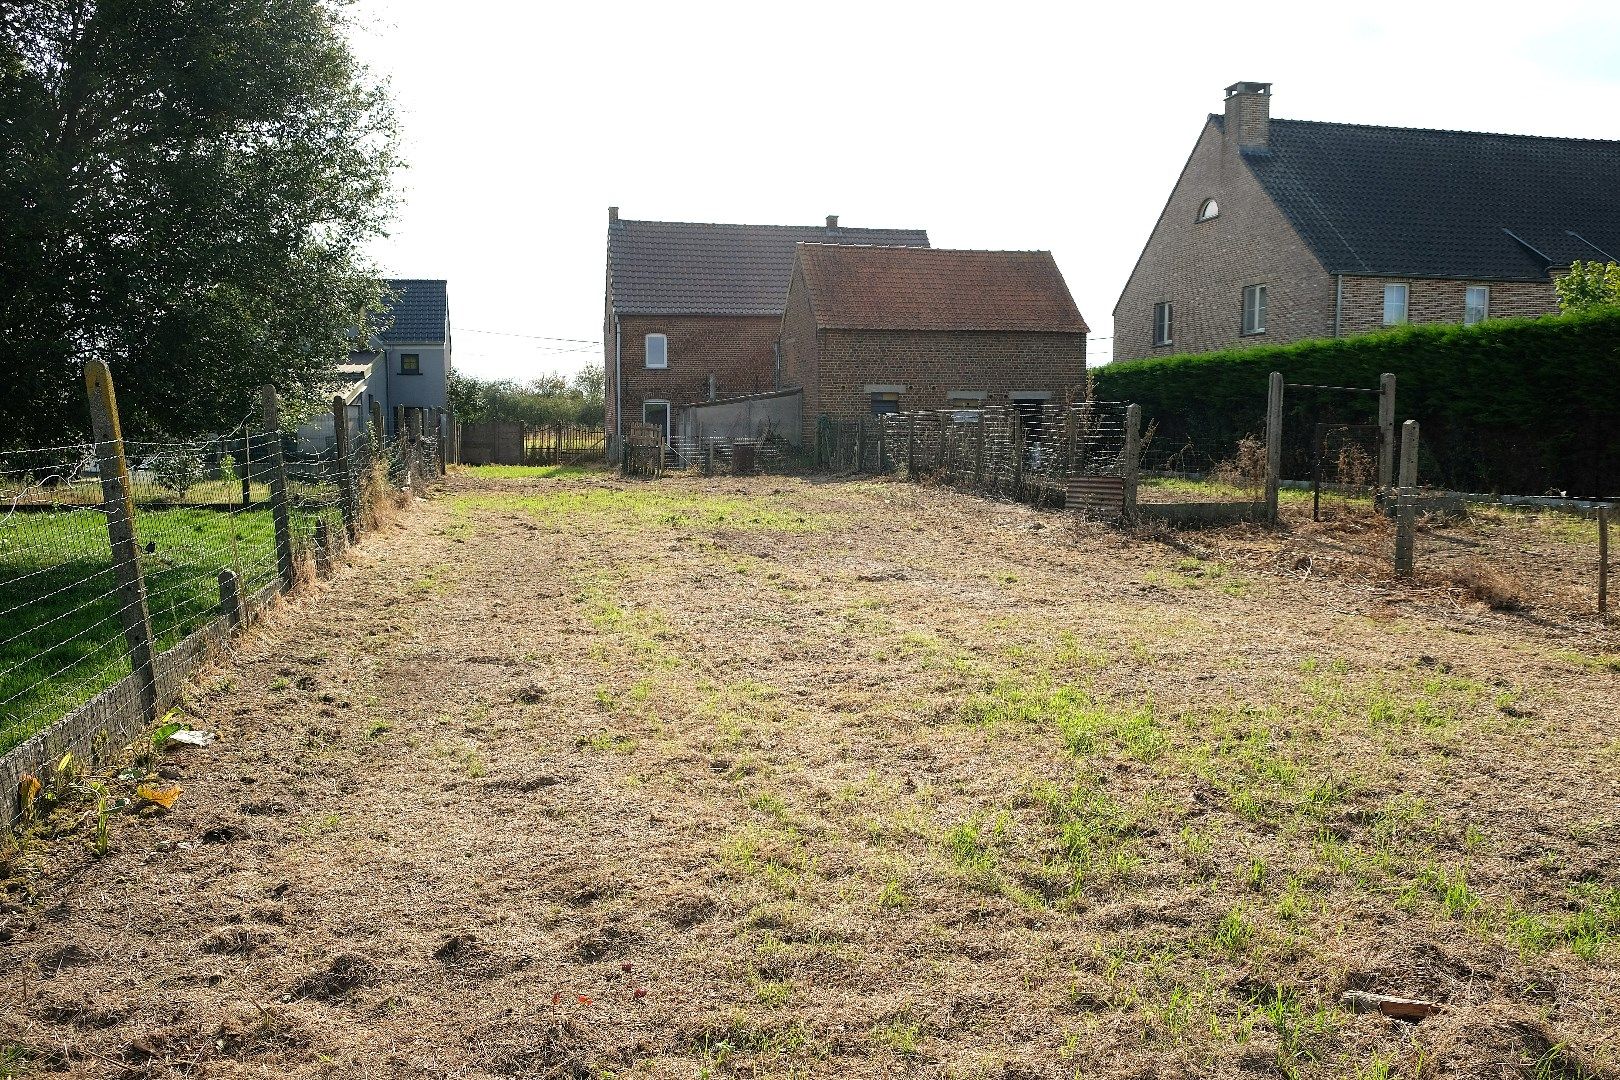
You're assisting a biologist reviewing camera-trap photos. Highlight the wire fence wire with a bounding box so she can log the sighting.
[0,405,440,771]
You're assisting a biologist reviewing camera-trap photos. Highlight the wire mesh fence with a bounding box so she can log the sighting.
[0,374,442,821]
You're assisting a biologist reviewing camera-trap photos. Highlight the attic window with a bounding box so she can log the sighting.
[645,333,668,369]
[1197,199,1219,222]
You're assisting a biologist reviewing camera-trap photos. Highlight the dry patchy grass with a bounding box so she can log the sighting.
[1,467,1616,1079]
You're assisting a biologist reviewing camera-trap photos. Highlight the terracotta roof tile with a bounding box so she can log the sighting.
[796,245,1087,333]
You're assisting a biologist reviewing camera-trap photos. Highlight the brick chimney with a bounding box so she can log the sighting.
[608,206,620,223]
[1223,82,1271,151]
[826,214,839,229]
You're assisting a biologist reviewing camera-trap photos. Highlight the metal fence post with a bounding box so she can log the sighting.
[1598,505,1609,614]
[333,396,359,542]
[84,360,159,725]
[261,385,296,591]
[1265,371,1284,523]
[1123,403,1142,521]
[1394,419,1420,577]
[1377,372,1397,490]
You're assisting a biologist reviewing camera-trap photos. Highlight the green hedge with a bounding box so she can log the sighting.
[1094,308,1620,497]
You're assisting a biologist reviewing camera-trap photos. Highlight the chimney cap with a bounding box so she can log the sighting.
[608,206,620,223]
[1225,81,1271,97]
[826,214,839,229]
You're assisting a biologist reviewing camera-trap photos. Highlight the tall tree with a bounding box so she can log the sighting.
[0,0,399,446]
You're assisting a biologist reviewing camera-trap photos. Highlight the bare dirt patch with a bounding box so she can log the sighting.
[1,467,1616,1078]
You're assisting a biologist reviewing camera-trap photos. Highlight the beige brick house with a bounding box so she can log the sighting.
[779,244,1088,445]
[1112,82,1620,362]
[603,210,928,456]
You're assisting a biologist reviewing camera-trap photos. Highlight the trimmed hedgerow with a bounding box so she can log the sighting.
[1094,307,1620,497]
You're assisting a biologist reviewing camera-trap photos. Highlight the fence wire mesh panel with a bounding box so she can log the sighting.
[0,384,437,822]
[819,403,1133,509]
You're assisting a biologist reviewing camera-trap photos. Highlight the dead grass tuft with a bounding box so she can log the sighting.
[1447,556,1529,610]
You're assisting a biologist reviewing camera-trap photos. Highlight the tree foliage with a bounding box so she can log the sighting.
[0,0,399,447]
[1555,261,1620,313]
[448,370,606,429]
[1095,308,1620,497]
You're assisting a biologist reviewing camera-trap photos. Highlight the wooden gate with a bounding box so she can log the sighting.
[459,421,524,465]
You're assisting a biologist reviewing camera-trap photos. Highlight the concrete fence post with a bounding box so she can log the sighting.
[1265,371,1284,523]
[1124,403,1142,521]
[409,409,426,491]
[218,568,243,628]
[1394,419,1420,577]
[907,415,917,478]
[314,518,332,578]
[85,359,159,726]
[333,396,359,542]
[261,385,296,592]
[434,407,447,475]
[369,399,385,445]
[1011,409,1024,499]
[974,413,986,489]
[1377,372,1397,490]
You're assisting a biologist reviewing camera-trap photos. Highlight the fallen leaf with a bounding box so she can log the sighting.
[17,775,40,817]
[576,995,593,1006]
[551,992,561,1006]
[135,783,182,810]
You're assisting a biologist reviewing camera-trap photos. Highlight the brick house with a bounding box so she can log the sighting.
[603,209,928,455]
[1112,82,1620,362]
[779,244,1088,444]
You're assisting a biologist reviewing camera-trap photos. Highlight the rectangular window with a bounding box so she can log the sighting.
[1383,283,1409,326]
[400,353,421,374]
[1152,302,1173,346]
[1464,285,1489,325]
[642,399,670,440]
[1241,285,1267,335]
[644,333,668,369]
[870,392,900,416]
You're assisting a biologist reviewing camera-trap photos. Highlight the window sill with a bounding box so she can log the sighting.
[1152,340,1173,348]
[1240,330,1266,337]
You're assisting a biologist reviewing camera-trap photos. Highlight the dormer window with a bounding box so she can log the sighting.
[1197,199,1219,222]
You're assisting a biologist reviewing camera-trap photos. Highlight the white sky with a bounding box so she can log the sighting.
[349,0,1620,379]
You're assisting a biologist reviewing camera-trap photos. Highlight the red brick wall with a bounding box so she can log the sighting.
[605,313,781,440]
[1112,119,1336,361]
[796,328,1087,444]
[1336,276,1557,335]
[778,267,821,437]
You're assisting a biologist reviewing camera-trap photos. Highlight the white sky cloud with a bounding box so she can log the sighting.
[349,0,1620,378]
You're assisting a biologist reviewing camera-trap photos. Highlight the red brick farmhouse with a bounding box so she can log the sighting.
[603,210,928,457]
[778,244,1089,445]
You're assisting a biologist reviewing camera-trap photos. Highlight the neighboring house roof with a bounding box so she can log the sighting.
[607,219,931,316]
[795,245,1089,334]
[1227,116,1620,281]
[378,279,450,344]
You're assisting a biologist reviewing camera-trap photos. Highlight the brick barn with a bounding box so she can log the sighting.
[1112,81,1620,362]
[778,244,1089,445]
[603,209,928,457]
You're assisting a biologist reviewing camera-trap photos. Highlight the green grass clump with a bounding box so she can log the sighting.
[452,489,826,532]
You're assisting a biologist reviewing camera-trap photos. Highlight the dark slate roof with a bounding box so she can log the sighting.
[1230,117,1620,280]
[608,219,930,315]
[378,279,449,344]
[796,245,1088,333]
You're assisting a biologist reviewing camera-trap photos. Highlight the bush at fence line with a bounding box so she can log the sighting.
[1094,306,1620,497]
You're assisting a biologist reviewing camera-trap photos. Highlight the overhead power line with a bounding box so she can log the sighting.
[457,327,601,345]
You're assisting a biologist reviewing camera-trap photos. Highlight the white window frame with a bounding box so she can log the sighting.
[641,399,671,440]
[1464,285,1489,326]
[644,333,668,369]
[1382,283,1409,326]
[1152,301,1173,346]
[1197,199,1219,222]
[1242,285,1267,335]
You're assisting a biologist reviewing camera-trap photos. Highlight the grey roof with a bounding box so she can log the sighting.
[1231,117,1620,280]
[378,279,449,343]
[607,219,931,315]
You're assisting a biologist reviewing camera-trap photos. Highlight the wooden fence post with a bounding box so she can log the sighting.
[239,434,253,507]
[261,385,296,591]
[370,399,385,445]
[1394,419,1420,577]
[1598,505,1609,614]
[1265,371,1284,523]
[218,568,243,628]
[975,413,986,490]
[1377,372,1397,490]
[1123,403,1142,521]
[333,396,359,542]
[85,359,159,725]
[314,518,332,578]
